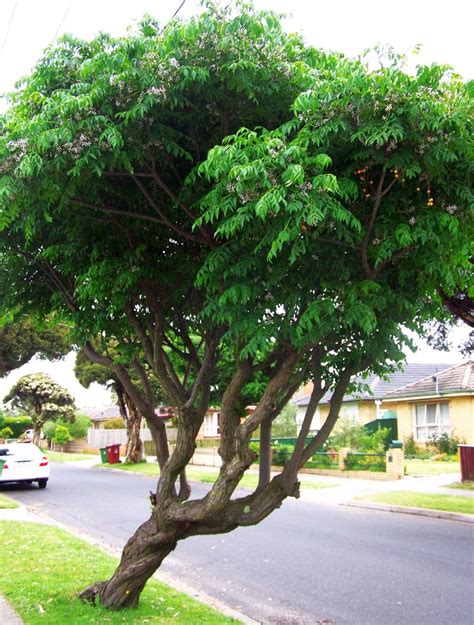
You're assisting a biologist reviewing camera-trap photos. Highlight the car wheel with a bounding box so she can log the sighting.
[37,479,48,489]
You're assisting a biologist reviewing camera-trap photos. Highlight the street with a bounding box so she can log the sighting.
[3,462,474,625]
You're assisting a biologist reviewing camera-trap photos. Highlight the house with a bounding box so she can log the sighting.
[382,361,473,445]
[81,405,122,429]
[292,363,457,438]
[82,405,176,430]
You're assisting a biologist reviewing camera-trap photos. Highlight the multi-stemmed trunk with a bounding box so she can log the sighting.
[78,342,357,612]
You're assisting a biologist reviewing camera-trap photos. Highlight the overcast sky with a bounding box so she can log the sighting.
[0,0,471,406]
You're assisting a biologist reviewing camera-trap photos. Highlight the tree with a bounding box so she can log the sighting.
[74,348,169,463]
[0,318,70,377]
[0,1,471,610]
[4,374,75,445]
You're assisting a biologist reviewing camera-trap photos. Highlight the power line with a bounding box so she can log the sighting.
[52,0,73,43]
[0,1,18,57]
[171,0,186,19]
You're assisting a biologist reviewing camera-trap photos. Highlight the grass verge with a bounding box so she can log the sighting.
[356,491,474,515]
[404,459,460,476]
[44,450,98,463]
[97,462,335,490]
[446,481,474,491]
[0,494,19,509]
[0,521,239,624]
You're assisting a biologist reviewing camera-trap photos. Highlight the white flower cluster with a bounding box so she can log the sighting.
[239,190,253,204]
[226,182,236,193]
[58,133,92,158]
[169,57,180,68]
[408,216,416,226]
[0,138,29,174]
[146,85,167,99]
[445,204,457,214]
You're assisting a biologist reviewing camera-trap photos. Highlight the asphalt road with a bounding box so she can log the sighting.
[3,462,474,625]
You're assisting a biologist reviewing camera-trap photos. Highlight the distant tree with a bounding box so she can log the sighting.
[0,319,70,377]
[74,348,169,463]
[4,373,75,445]
[272,404,297,438]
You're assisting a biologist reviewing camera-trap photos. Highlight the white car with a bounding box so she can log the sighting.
[0,443,49,489]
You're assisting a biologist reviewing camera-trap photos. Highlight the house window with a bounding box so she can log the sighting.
[204,413,219,437]
[413,402,450,441]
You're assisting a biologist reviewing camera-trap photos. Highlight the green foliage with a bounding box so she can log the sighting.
[68,414,91,439]
[429,432,463,456]
[345,452,386,472]
[272,443,293,466]
[43,414,91,441]
[0,319,70,377]
[0,415,32,438]
[272,403,297,438]
[52,424,72,446]
[0,427,13,439]
[328,417,390,453]
[103,417,126,429]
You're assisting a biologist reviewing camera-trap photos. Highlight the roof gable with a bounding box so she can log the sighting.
[384,361,473,399]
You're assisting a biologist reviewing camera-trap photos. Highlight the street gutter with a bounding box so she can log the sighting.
[342,500,474,523]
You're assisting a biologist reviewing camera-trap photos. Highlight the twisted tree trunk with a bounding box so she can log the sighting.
[124,394,144,463]
[78,516,180,609]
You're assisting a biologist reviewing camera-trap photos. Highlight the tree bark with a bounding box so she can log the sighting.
[124,393,144,463]
[78,516,180,609]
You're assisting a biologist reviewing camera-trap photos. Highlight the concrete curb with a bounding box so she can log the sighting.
[0,504,258,625]
[342,500,474,523]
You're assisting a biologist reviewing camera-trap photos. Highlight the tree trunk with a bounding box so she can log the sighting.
[124,394,144,463]
[78,515,180,609]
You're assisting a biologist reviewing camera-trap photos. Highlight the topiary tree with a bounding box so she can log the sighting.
[0,1,471,611]
[4,374,75,445]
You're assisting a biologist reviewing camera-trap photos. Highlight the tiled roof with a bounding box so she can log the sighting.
[80,405,121,421]
[293,363,454,407]
[384,361,473,399]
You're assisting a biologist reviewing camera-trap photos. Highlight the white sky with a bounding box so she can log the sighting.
[0,0,471,405]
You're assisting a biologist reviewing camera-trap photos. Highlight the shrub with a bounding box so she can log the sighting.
[67,414,91,439]
[403,436,420,457]
[249,441,260,463]
[1,415,32,438]
[272,443,293,466]
[103,417,125,429]
[429,432,463,456]
[52,425,72,446]
[42,420,57,440]
[0,427,14,439]
[329,416,390,453]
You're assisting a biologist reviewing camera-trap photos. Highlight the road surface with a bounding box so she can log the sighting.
[3,462,474,625]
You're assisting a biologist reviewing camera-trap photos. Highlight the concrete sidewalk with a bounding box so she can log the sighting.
[74,455,472,503]
[0,595,23,625]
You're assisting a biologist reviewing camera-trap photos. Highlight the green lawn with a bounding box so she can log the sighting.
[404,458,460,476]
[44,450,99,463]
[97,461,335,490]
[357,491,474,515]
[0,521,239,624]
[446,481,474,491]
[0,494,19,509]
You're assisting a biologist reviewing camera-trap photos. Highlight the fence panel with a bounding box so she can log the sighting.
[87,428,177,449]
